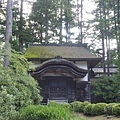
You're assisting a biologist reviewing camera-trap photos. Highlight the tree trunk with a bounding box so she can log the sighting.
[99,1,106,74]
[117,0,120,55]
[65,0,70,43]
[4,0,13,67]
[45,0,48,44]
[80,0,83,43]
[59,1,63,44]
[19,0,24,52]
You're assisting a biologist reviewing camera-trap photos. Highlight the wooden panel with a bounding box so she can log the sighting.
[76,83,85,101]
[50,86,67,99]
[40,81,49,98]
[67,81,75,99]
[49,80,67,99]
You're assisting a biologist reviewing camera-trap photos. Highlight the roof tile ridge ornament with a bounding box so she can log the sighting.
[55,55,62,59]
[55,55,62,62]
[55,55,75,65]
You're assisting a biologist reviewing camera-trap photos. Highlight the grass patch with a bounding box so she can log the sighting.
[71,113,120,120]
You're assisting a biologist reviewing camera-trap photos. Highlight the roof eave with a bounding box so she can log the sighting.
[27,57,102,61]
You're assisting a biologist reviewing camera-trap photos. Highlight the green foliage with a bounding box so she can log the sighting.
[0,50,42,119]
[10,50,31,71]
[47,101,59,107]
[70,101,81,112]
[112,104,120,116]
[12,104,71,120]
[70,101,90,113]
[91,75,120,103]
[10,37,19,51]
[70,102,120,117]
[83,103,93,115]
[104,103,117,115]
[60,103,71,110]
[79,102,90,113]
[91,103,107,116]
[48,101,70,111]
[29,0,75,44]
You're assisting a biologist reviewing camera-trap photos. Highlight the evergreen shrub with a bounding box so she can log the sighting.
[70,101,82,112]
[70,101,90,113]
[104,103,116,115]
[112,104,120,116]
[0,51,42,120]
[91,103,107,116]
[84,103,93,115]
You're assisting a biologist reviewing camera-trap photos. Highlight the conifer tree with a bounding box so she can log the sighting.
[4,0,13,67]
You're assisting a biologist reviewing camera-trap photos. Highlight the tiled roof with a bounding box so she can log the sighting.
[25,45,101,59]
[93,67,118,73]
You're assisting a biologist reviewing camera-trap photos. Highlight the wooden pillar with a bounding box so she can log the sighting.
[84,69,91,102]
[84,82,91,102]
[88,69,91,102]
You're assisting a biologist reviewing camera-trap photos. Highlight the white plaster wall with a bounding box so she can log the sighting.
[76,73,88,82]
[75,61,88,82]
[80,73,88,81]
[75,61,87,70]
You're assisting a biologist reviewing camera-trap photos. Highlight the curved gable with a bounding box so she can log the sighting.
[30,57,88,78]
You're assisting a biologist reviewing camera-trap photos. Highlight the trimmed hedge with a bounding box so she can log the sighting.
[84,103,93,115]
[112,104,120,116]
[104,103,116,115]
[91,103,107,116]
[70,101,81,112]
[83,102,120,116]
[70,101,90,113]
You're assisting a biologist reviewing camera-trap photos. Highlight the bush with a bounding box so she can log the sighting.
[12,105,71,120]
[60,103,71,110]
[91,75,119,103]
[70,101,81,112]
[48,101,60,107]
[84,103,93,115]
[104,103,116,115]
[91,103,107,116]
[0,51,42,120]
[48,102,70,111]
[79,102,90,113]
[70,101,90,113]
[112,104,120,116]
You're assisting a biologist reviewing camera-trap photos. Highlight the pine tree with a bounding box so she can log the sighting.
[29,0,75,44]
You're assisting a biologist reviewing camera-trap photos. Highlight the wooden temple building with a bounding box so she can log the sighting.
[25,44,102,104]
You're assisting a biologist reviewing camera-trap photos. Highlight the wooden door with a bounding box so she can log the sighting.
[49,80,67,99]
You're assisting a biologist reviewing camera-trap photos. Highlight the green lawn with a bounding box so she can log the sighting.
[71,113,120,120]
